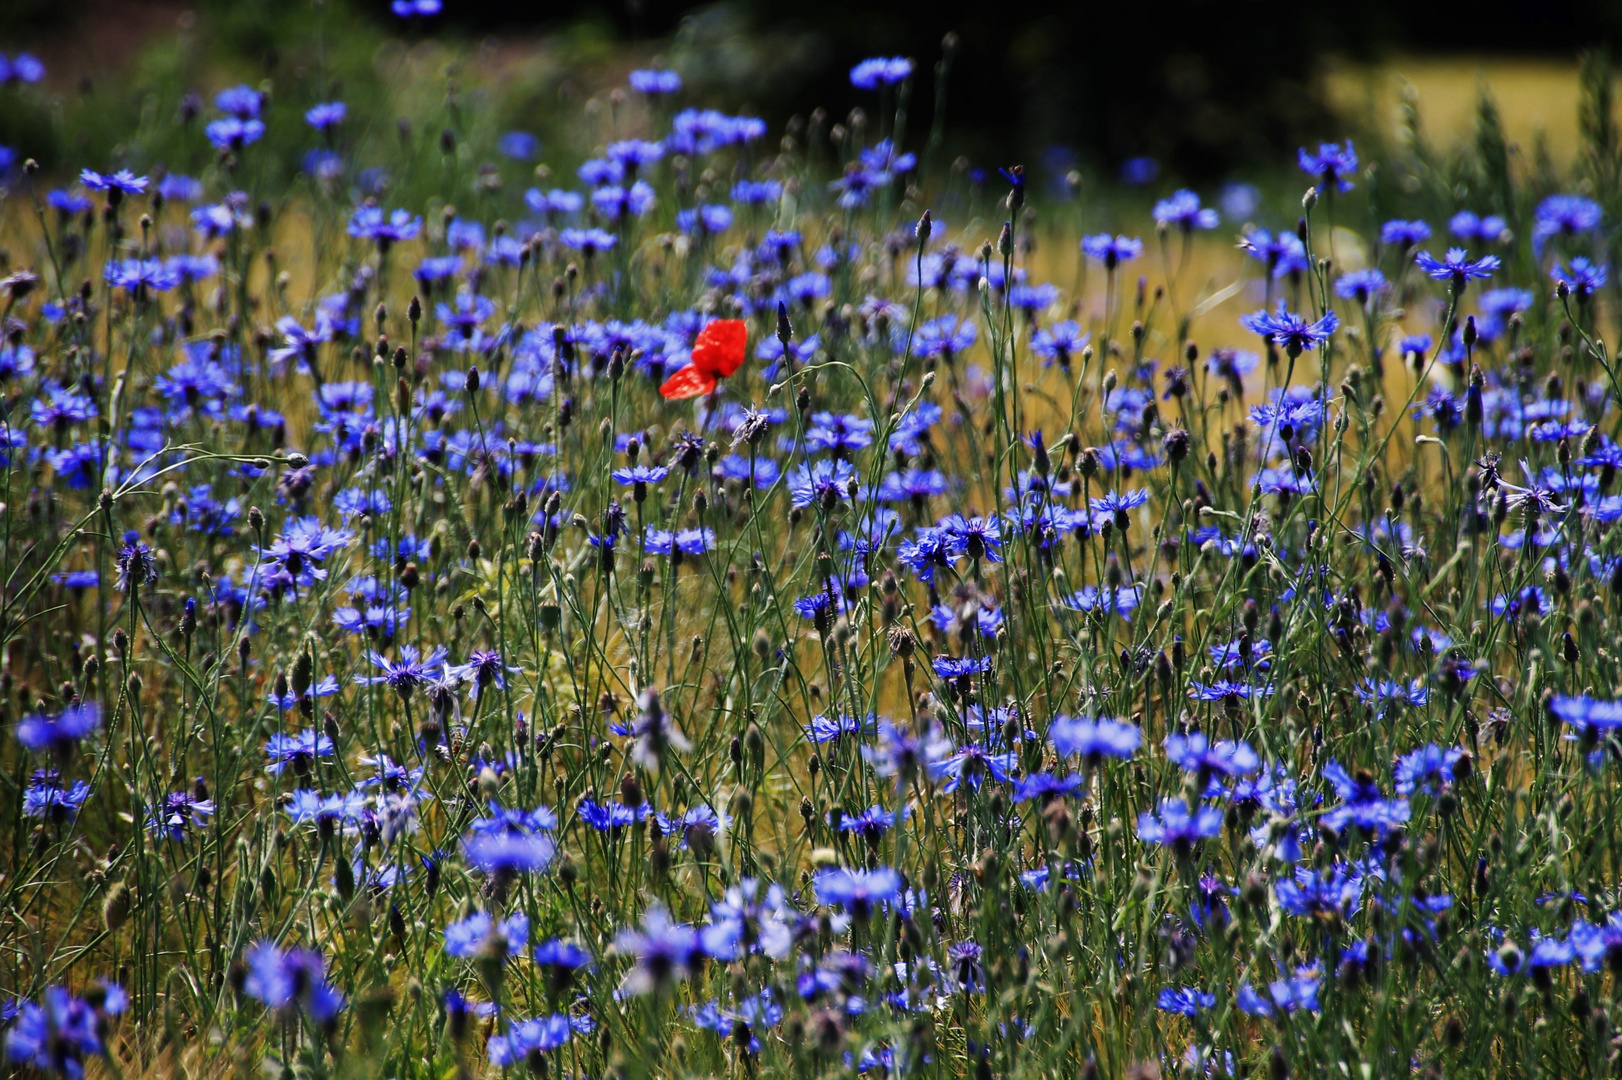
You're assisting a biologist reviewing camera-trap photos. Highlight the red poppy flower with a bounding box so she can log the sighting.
[659,319,748,400]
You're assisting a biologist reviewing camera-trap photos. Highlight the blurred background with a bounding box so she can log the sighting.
[0,0,1616,189]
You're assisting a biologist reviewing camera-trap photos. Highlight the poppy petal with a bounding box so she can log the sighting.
[692,318,748,378]
[659,365,718,400]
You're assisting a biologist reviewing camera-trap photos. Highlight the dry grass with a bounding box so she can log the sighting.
[1327,54,1601,165]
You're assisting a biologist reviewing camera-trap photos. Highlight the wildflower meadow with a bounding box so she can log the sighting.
[2,12,1622,1079]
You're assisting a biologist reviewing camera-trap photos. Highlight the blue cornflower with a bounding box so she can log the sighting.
[80,168,149,197]
[1475,287,1533,338]
[912,314,978,359]
[31,383,98,430]
[0,53,45,85]
[691,992,782,1052]
[1153,190,1219,231]
[815,867,904,918]
[1089,488,1150,527]
[444,911,529,958]
[1007,282,1060,315]
[793,588,843,629]
[1299,140,1357,191]
[264,730,335,775]
[1013,772,1085,804]
[1065,585,1142,619]
[1165,733,1260,778]
[1275,864,1363,919]
[392,0,442,15]
[829,164,890,208]
[534,939,595,980]
[850,57,913,89]
[1498,462,1570,519]
[1119,156,1158,184]
[1049,716,1141,764]
[1553,257,1608,304]
[526,188,585,217]
[48,189,94,215]
[468,803,558,835]
[1236,973,1320,1016]
[435,290,496,338]
[732,178,783,205]
[656,806,730,851]
[931,654,992,680]
[612,463,670,501]
[1157,987,1216,1015]
[1488,935,1575,977]
[577,798,653,832]
[1030,321,1090,368]
[1208,636,1272,672]
[5,987,110,1075]
[215,84,262,119]
[348,206,422,247]
[559,227,617,254]
[807,712,877,744]
[305,101,346,131]
[1334,268,1388,305]
[413,256,463,290]
[591,181,657,221]
[608,138,666,170]
[1239,303,1339,357]
[205,116,265,150]
[446,650,518,693]
[929,744,1015,793]
[190,201,250,238]
[1380,219,1431,247]
[154,357,238,404]
[862,713,947,781]
[149,788,216,840]
[579,158,624,185]
[1239,229,1309,278]
[243,942,346,1023]
[889,402,942,455]
[1414,248,1500,290]
[805,411,874,455]
[1394,743,1466,796]
[930,600,1001,640]
[16,702,101,756]
[787,459,858,509]
[629,68,682,94]
[615,904,704,994]
[463,832,556,876]
[498,130,539,159]
[939,513,1003,561]
[357,645,447,702]
[1450,210,1506,243]
[22,770,92,822]
[282,789,365,829]
[1081,233,1143,270]
[1321,760,1410,836]
[105,258,180,294]
[259,517,355,579]
[487,1015,580,1065]
[1137,799,1223,851]
[1532,194,1602,254]
[877,468,949,504]
[837,805,906,843]
[1568,920,1622,973]
[676,204,733,234]
[1549,695,1622,738]
[1354,678,1429,718]
[169,254,221,282]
